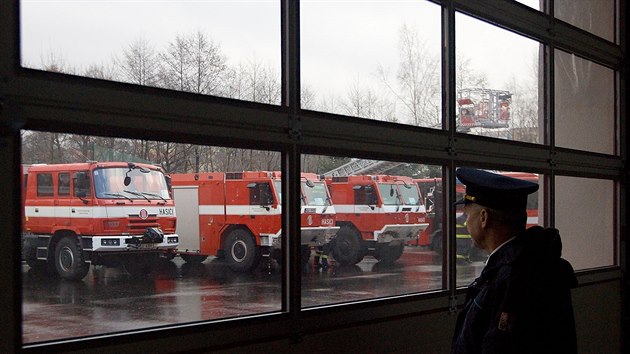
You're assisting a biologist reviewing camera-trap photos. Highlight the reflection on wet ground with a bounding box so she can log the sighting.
[22,247,485,344]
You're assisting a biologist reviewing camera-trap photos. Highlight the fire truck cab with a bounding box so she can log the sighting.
[170,171,338,272]
[21,162,178,280]
[325,175,429,266]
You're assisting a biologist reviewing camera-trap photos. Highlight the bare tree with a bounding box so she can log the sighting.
[116,37,159,86]
[343,74,396,122]
[83,63,117,80]
[505,54,540,143]
[159,34,190,91]
[39,48,74,74]
[225,58,281,105]
[188,31,228,95]
[455,53,488,93]
[377,24,440,127]
[301,85,317,110]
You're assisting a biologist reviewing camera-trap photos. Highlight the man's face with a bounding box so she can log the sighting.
[464,203,485,250]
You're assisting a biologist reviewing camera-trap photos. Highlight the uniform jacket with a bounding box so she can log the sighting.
[452,226,578,354]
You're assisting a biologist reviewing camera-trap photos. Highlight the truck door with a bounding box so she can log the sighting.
[26,172,55,233]
[353,184,378,213]
[54,172,72,227]
[248,182,279,233]
[71,171,93,233]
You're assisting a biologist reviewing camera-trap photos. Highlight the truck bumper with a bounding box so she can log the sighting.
[374,223,429,244]
[87,233,179,252]
[267,226,340,249]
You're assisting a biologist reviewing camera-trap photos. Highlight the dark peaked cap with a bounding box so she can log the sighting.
[455,168,539,212]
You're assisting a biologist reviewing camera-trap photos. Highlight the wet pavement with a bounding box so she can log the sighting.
[22,247,485,344]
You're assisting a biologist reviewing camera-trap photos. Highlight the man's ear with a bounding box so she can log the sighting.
[479,208,488,228]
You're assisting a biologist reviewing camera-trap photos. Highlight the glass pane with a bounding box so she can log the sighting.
[555,176,615,270]
[555,0,615,43]
[300,155,443,307]
[20,1,281,104]
[555,50,616,155]
[21,131,282,343]
[301,1,442,127]
[454,169,543,287]
[455,13,541,143]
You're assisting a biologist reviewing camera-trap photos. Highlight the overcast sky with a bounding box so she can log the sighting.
[21,0,540,98]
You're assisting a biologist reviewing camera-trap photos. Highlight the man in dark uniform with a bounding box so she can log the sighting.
[451,168,577,354]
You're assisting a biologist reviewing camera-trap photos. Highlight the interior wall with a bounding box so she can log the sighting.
[206,280,621,354]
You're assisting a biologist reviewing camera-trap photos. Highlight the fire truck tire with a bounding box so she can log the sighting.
[54,237,90,281]
[224,229,261,272]
[181,254,208,264]
[374,243,405,264]
[331,227,364,266]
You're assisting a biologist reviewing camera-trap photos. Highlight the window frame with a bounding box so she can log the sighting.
[0,0,626,352]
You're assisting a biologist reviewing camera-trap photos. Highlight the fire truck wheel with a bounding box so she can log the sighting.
[331,227,364,266]
[374,243,404,264]
[224,229,261,272]
[54,237,90,281]
[181,254,208,264]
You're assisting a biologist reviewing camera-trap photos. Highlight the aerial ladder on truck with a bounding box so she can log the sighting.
[456,88,512,134]
[322,159,403,177]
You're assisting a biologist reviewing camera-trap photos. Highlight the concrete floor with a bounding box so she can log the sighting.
[21,247,485,344]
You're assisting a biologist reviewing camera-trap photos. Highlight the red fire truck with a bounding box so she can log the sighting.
[415,172,539,261]
[325,175,429,266]
[21,162,179,280]
[170,171,338,272]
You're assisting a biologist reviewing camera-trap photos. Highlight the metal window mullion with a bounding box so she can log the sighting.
[545,10,556,227]
[0,1,21,353]
[282,0,302,321]
[443,0,458,296]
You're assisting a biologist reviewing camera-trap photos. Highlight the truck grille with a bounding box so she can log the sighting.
[127,217,161,234]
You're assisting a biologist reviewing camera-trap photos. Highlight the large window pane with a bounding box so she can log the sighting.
[555,0,615,43]
[301,1,442,127]
[454,169,543,287]
[300,156,443,306]
[456,13,541,143]
[20,1,281,104]
[21,131,283,343]
[555,50,616,155]
[555,176,615,270]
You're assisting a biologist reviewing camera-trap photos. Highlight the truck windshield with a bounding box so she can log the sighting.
[378,183,400,205]
[93,167,170,200]
[302,181,331,206]
[399,184,421,205]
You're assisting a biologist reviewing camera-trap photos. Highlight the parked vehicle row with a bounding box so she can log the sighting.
[171,172,429,272]
[20,161,432,280]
